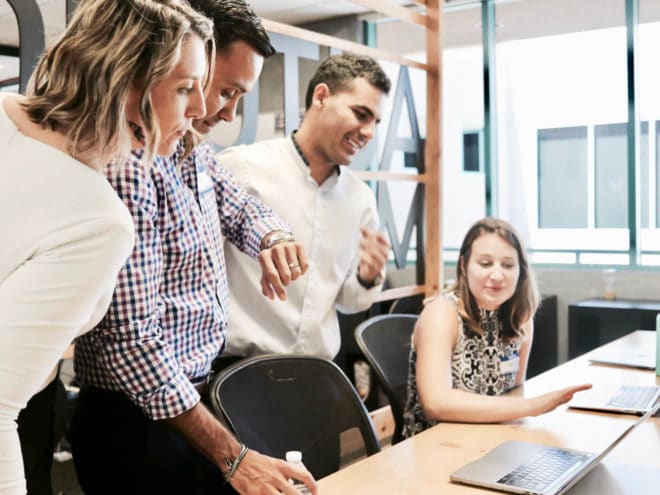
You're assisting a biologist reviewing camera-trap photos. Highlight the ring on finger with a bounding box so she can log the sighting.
[288,262,300,269]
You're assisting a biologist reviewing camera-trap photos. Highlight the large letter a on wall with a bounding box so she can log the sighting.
[377,66,425,270]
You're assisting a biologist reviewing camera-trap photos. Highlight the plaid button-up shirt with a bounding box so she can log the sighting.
[74,142,288,420]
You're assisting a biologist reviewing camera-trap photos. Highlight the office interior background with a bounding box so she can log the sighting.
[3,0,660,366]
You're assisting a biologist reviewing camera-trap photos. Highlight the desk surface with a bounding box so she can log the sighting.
[318,331,660,494]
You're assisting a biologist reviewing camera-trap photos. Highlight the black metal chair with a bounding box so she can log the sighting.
[207,354,380,479]
[387,294,425,315]
[354,314,418,445]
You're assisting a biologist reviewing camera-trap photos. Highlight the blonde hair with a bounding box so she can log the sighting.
[25,0,215,166]
[452,217,539,341]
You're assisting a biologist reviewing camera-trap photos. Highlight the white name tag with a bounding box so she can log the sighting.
[197,170,214,195]
[500,355,519,375]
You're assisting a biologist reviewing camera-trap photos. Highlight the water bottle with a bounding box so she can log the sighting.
[285,450,311,494]
[656,313,660,377]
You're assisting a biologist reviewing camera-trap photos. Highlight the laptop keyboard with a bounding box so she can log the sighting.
[497,448,589,492]
[607,385,657,410]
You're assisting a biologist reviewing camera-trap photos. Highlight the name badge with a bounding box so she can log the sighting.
[500,354,519,375]
[197,169,214,195]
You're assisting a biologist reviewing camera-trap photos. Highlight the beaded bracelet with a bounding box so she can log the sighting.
[224,444,249,482]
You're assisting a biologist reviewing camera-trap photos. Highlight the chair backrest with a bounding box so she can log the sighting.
[207,354,380,479]
[354,314,418,444]
[387,294,424,315]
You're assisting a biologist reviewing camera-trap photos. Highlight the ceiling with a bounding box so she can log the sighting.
[2,1,660,53]
[0,0,415,47]
[248,0,415,25]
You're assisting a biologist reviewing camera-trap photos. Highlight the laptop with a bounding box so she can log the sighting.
[588,347,655,370]
[567,383,660,415]
[450,401,660,495]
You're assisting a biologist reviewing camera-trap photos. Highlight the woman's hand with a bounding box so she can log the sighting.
[528,383,593,416]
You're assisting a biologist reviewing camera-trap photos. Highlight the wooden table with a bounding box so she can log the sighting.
[318,331,660,494]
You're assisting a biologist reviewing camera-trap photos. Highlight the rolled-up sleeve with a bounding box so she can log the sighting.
[75,157,199,420]
[204,144,289,258]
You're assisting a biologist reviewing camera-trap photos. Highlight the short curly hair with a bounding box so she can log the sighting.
[304,54,391,110]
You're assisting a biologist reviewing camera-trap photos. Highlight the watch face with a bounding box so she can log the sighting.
[265,231,295,249]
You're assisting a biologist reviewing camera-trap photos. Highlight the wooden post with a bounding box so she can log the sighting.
[425,0,443,298]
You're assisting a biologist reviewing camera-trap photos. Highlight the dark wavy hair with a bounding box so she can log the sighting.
[187,0,275,57]
[304,54,391,110]
[451,217,539,341]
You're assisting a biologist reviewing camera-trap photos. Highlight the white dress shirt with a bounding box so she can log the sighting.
[218,136,383,360]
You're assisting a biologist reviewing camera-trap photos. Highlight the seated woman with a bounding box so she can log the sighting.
[402,217,590,438]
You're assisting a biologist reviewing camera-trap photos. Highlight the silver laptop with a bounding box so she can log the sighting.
[588,349,655,370]
[567,383,660,415]
[450,402,660,495]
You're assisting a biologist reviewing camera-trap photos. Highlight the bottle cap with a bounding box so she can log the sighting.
[285,450,302,462]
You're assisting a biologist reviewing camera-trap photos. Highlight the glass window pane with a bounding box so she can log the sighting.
[592,122,649,229]
[463,131,481,172]
[538,127,588,228]
[657,121,660,227]
[594,123,627,228]
[638,2,660,242]
[495,1,626,243]
[639,121,650,228]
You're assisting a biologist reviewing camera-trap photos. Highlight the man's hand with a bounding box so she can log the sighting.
[357,227,390,285]
[259,241,308,301]
[230,449,318,495]
[164,404,317,495]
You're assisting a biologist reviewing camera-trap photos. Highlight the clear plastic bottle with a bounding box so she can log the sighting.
[285,450,311,494]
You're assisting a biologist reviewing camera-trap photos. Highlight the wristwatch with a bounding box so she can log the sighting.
[261,230,295,250]
[357,271,383,289]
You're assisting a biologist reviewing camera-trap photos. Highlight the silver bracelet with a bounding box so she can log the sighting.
[224,443,249,482]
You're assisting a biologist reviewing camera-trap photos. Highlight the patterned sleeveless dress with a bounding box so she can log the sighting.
[402,292,522,438]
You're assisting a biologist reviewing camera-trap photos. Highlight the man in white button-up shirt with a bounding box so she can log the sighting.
[218,54,392,361]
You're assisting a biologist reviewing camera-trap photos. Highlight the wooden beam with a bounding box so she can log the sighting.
[262,18,428,70]
[372,284,426,303]
[424,0,443,299]
[349,0,426,26]
[352,171,426,182]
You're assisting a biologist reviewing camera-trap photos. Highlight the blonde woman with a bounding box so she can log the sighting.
[0,1,214,493]
[403,218,591,438]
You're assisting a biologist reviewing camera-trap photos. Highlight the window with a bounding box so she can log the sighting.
[463,130,481,172]
[538,126,588,228]
[537,122,653,231]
